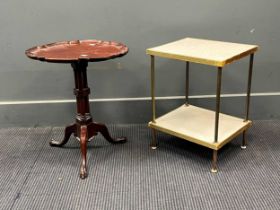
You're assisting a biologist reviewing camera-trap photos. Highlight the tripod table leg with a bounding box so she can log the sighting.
[88,122,127,144]
[49,123,76,147]
[80,125,88,179]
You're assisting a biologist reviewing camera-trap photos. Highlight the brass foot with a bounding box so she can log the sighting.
[150,129,158,150]
[150,146,158,150]
[211,168,218,173]
[211,150,218,173]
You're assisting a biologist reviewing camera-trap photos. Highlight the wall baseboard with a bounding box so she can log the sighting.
[0,92,280,105]
[0,93,279,127]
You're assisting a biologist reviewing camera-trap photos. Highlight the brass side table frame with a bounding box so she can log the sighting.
[147,38,258,172]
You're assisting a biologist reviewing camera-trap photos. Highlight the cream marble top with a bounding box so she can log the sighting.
[149,105,252,150]
[146,38,258,67]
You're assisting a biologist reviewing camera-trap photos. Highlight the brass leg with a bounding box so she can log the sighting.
[214,67,223,142]
[150,55,156,122]
[241,130,247,149]
[244,54,254,121]
[185,61,190,106]
[211,150,218,173]
[80,125,88,179]
[242,54,254,149]
[150,128,158,149]
[150,55,158,150]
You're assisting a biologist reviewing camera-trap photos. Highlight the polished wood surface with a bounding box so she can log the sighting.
[146,38,258,67]
[25,40,128,63]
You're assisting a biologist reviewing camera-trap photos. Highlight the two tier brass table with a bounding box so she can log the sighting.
[147,38,258,172]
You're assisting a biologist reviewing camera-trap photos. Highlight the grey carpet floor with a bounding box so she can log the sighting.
[0,121,280,210]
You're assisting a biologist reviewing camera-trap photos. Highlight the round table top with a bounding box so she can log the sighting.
[25,40,128,63]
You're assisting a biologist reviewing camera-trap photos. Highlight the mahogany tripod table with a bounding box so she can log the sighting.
[25,40,128,179]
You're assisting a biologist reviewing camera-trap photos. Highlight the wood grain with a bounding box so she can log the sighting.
[25,40,128,63]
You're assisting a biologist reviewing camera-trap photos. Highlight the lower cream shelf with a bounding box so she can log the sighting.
[148,104,251,150]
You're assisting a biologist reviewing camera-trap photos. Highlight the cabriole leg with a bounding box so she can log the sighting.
[49,123,76,147]
[87,122,127,144]
[80,125,88,179]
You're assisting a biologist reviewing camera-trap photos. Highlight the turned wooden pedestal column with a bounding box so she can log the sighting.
[50,61,126,178]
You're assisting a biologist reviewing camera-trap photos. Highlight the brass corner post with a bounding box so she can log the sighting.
[185,61,190,105]
[151,55,156,122]
[242,53,254,149]
[150,55,158,149]
[245,53,254,121]
[214,67,223,143]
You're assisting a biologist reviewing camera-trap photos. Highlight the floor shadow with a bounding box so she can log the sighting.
[156,132,243,163]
